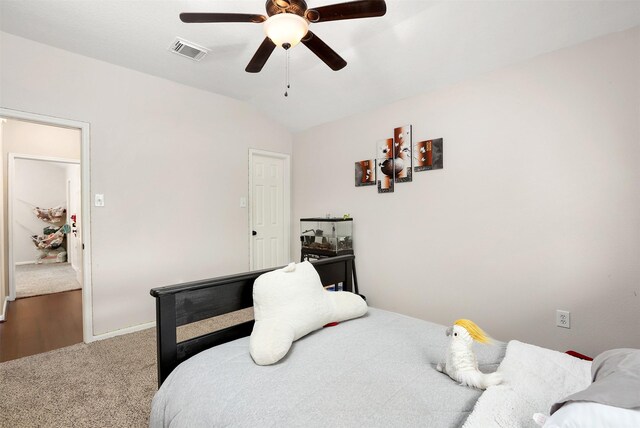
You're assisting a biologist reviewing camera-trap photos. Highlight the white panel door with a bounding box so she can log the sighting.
[251,153,286,270]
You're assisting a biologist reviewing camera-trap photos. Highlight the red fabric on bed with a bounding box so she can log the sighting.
[323,322,339,328]
[566,350,593,361]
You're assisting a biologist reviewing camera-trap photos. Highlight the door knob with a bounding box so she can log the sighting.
[252,230,257,236]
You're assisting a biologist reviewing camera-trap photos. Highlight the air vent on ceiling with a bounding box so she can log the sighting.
[169,37,209,61]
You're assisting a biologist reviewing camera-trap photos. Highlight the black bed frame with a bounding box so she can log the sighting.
[149,255,359,387]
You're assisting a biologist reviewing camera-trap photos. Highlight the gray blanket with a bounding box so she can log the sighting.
[550,348,640,414]
[150,308,506,427]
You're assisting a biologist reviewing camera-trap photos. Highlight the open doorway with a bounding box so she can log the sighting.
[0,112,91,361]
[10,154,82,299]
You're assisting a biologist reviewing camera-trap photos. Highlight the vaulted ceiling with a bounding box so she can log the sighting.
[1,1,639,131]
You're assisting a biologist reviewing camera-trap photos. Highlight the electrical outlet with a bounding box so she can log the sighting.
[556,310,571,329]
[94,194,104,207]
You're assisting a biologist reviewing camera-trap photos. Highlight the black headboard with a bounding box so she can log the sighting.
[149,255,357,386]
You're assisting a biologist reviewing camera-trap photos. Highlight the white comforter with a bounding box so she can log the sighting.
[464,340,592,428]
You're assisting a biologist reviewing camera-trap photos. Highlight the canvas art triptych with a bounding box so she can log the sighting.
[354,125,443,193]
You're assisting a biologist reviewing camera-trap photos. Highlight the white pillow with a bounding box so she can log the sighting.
[249,261,367,365]
[542,402,640,428]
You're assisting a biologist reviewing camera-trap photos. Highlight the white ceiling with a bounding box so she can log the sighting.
[1,1,639,132]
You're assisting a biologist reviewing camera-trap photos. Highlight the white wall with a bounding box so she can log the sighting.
[0,32,292,336]
[65,163,82,277]
[13,158,69,263]
[0,120,4,318]
[292,27,640,356]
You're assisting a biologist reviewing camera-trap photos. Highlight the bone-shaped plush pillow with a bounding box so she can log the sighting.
[249,261,368,365]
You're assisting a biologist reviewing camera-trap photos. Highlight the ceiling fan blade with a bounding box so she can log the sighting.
[180,13,267,24]
[246,38,277,73]
[305,0,386,23]
[301,31,347,71]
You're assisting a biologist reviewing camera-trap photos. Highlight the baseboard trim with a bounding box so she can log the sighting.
[14,261,35,266]
[88,321,155,343]
[0,297,9,322]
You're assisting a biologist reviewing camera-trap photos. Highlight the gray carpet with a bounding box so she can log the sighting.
[15,263,81,298]
[0,308,253,427]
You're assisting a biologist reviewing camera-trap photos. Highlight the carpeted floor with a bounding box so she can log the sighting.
[15,263,81,298]
[0,308,253,427]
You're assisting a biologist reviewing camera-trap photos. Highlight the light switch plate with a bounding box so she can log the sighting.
[95,194,105,207]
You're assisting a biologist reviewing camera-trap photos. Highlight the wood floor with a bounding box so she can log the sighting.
[0,290,83,362]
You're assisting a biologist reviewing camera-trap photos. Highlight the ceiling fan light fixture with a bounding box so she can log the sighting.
[263,13,309,48]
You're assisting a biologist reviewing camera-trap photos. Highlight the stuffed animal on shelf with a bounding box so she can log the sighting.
[436,319,503,390]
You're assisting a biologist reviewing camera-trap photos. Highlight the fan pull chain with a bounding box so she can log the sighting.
[284,48,291,97]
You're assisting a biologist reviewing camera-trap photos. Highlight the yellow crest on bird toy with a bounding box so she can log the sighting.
[454,319,492,344]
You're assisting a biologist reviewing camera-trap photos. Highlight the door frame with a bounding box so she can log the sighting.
[248,149,291,270]
[8,153,80,298]
[0,108,94,344]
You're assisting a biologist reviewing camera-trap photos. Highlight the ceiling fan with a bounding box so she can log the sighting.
[180,0,387,73]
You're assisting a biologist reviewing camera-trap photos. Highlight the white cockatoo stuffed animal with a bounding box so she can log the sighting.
[436,319,502,390]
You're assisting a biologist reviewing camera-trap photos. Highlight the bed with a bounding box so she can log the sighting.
[149,255,635,427]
